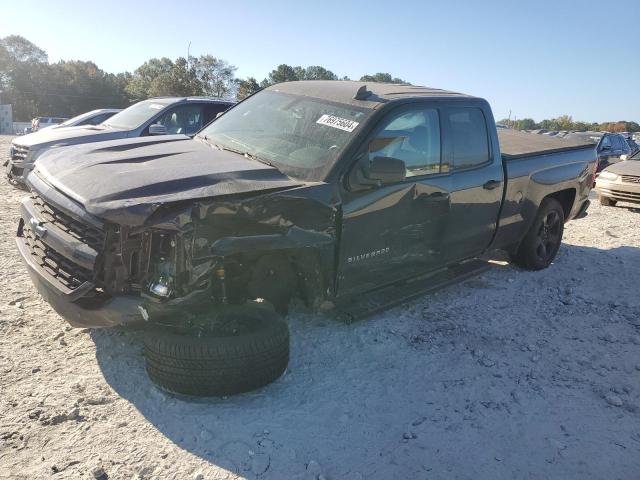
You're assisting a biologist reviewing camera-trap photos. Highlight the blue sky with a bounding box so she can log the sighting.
[1,0,638,122]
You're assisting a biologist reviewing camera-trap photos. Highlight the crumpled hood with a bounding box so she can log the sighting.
[13,124,129,152]
[604,160,640,176]
[34,135,303,225]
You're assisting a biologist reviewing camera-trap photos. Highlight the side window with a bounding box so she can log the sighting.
[89,113,108,125]
[367,107,441,176]
[611,136,620,150]
[155,105,204,135]
[446,107,490,170]
[81,113,107,126]
[617,136,629,152]
[203,104,230,124]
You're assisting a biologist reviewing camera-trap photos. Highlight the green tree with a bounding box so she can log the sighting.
[302,65,338,80]
[265,64,300,85]
[194,55,237,99]
[237,77,261,100]
[125,57,176,101]
[0,35,47,63]
[359,72,409,84]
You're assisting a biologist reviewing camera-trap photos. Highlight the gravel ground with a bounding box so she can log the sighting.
[1,134,639,480]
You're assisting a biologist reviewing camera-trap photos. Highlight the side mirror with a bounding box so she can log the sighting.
[366,156,406,185]
[148,123,168,136]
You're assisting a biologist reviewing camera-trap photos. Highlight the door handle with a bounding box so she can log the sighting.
[483,180,502,190]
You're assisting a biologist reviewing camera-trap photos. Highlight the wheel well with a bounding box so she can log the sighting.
[227,250,327,311]
[546,189,576,220]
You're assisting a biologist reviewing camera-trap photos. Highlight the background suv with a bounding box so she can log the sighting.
[7,97,234,186]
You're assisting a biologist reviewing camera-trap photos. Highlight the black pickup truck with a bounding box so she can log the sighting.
[16,81,597,396]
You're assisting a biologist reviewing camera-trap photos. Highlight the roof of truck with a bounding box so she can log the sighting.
[266,80,474,107]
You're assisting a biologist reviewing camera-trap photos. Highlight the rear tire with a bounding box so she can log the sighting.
[599,195,617,207]
[509,198,565,271]
[144,303,289,397]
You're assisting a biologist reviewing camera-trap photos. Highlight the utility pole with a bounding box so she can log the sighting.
[187,41,191,67]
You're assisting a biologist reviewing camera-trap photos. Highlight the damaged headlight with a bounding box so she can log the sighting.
[145,232,176,299]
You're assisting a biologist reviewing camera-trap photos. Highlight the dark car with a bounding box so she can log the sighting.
[6,97,234,186]
[16,81,596,396]
[624,136,639,156]
[595,133,633,172]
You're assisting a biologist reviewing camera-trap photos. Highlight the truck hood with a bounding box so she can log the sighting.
[13,124,130,151]
[34,135,304,225]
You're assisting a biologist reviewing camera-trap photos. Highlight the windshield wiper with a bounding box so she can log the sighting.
[199,135,273,167]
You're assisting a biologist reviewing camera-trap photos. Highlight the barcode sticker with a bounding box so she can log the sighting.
[316,114,359,132]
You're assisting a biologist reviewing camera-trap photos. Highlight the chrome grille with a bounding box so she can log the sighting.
[11,144,29,163]
[30,193,105,251]
[599,188,640,201]
[620,175,640,184]
[22,224,94,290]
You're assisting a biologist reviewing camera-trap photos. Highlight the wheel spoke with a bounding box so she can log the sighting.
[537,241,547,259]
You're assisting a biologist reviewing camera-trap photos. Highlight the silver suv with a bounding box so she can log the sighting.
[7,97,234,186]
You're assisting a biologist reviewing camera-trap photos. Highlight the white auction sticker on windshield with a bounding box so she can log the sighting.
[316,114,359,132]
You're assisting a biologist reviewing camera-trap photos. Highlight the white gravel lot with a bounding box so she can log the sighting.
[1,134,639,480]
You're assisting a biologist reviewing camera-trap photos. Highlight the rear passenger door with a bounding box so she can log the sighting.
[438,106,503,263]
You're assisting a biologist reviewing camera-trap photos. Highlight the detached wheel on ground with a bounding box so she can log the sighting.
[144,302,289,397]
[510,197,565,270]
[599,195,617,207]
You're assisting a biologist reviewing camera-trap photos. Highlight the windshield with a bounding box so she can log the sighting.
[198,90,372,180]
[103,100,170,130]
[58,111,96,127]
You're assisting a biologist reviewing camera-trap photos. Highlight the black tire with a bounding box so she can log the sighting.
[510,198,565,271]
[144,303,289,397]
[599,195,617,207]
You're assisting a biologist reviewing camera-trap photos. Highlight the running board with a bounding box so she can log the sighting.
[333,259,491,323]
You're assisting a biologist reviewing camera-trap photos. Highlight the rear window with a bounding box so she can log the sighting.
[446,107,490,170]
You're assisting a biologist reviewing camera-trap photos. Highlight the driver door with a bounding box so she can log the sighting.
[336,104,451,298]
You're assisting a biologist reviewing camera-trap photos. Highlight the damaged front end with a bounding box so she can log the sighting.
[140,184,339,325]
[17,170,339,328]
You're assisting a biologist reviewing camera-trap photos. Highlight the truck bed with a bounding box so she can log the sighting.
[498,129,595,160]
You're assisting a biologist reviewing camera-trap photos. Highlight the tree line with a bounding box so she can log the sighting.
[2,35,636,132]
[0,35,410,121]
[498,115,640,133]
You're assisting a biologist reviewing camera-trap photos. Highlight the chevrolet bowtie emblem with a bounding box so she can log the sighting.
[29,217,48,238]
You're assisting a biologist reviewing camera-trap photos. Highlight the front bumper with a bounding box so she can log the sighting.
[16,232,144,328]
[595,178,640,204]
[5,159,33,186]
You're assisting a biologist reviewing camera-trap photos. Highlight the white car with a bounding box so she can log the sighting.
[40,109,121,131]
[32,116,68,132]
